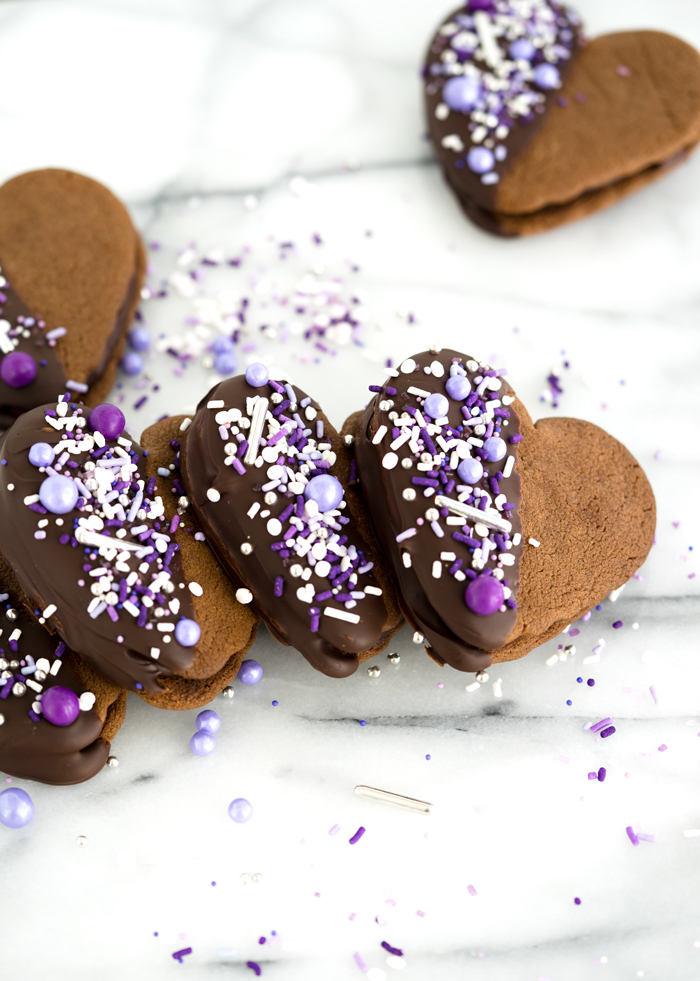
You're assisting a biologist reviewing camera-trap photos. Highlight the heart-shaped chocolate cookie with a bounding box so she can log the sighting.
[0,578,127,785]
[0,396,258,702]
[424,3,700,235]
[179,367,403,678]
[348,349,655,671]
[0,168,145,426]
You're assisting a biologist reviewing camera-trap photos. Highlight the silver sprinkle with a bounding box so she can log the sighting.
[402,488,416,501]
[387,652,400,664]
[367,665,380,678]
[240,543,253,556]
[5,609,17,621]
[34,670,47,682]
[343,433,355,446]
[178,495,189,508]
[564,645,576,656]
[401,458,413,469]
[221,686,235,699]
[412,631,425,645]
[476,671,489,683]
[107,756,119,768]
[264,492,278,505]
[76,836,88,847]
[12,682,26,697]
[354,785,432,815]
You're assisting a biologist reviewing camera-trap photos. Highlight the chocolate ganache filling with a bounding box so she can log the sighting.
[0,594,111,785]
[0,397,199,693]
[180,370,397,678]
[424,1,583,218]
[354,349,523,672]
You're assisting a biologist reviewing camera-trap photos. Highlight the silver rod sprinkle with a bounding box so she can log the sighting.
[354,785,432,815]
[435,495,512,534]
[244,397,269,465]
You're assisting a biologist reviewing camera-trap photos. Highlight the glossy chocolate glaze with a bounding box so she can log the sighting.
[0,600,111,785]
[424,2,583,216]
[180,375,397,678]
[354,349,523,672]
[0,403,197,693]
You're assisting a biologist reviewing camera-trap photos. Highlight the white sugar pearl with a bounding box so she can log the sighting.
[206,488,221,503]
[400,358,416,373]
[267,518,283,537]
[382,452,398,470]
[315,560,331,578]
[235,588,253,605]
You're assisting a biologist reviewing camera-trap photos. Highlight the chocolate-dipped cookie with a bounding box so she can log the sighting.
[424,4,700,235]
[349,349,655,671]
[0,582,126,785]
[179,366,402,678]
[0,168,145,427]
[0,395,258,703]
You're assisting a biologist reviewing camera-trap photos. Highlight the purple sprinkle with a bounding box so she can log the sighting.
[613,620,623,629]
[353,953,368,972]
[246,963,261,977]
[171,948,192,960]
[274,577,284,597]
[598,767,607,782]
[658,744,668,753]
[590,717,612,733]
[600,726,616,739]
[349,826,365,845]
[626,826,639,846]
[232,458,246,475]
[588,772,598,780]
[509,434,523,443]
[381,941,403,957]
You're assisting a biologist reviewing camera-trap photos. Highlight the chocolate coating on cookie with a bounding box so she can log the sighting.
[0,596,126,785]
[354,350,523,672]
[0,168,144,421]
[0,398,198,693]
[180,373,399,678]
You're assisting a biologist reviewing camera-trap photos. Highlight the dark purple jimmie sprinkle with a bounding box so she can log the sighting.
[55,642,66,657]
[412,477,439,488]
[420,428,437,456]
[368,385,382,393]
[478,496,488,511]
[465,393,478,407]
[494,408,510,418]
[272,399,291,417]
[163,542,179,569]
[386,387,397,396]
[449,558,463,575]
[315,590,333,602]
[489,476,500,495]
[278,502,295,524]
[503,502,515,511]
[600,726,616,739]
[509,434,523,444]
[0,679,12,699]
[118,579,129,603]
[274,577,284,597]
[295,495,305,518]
[268,379,285,395]
[452,532,480,548]
[137,606,148,628]
[506,597,517,609]
[28,502,48,514]
[146,477,157,496]
[381,942,404,957]
[598,767,607,782]
[237,440,248,459]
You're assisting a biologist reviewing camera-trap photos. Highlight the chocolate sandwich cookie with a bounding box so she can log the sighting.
[349,349,655,671]
[0,395,257,701]
[179,365,402,678]
[424,3,700,235]
[0,168,145,427]
[0,583,126,785]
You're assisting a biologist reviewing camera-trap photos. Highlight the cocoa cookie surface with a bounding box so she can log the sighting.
[179,367,402,678]
[0,583,126,785]
[0,168,145,426]
[351,349,655,671]
[425,2,700,236]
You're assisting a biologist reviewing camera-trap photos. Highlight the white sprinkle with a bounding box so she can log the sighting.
[207,400,225,409]
[402,551,412,569]
[435,496,511,534]
[364,585,382,596]
[546,654,559,666]
[150,648,160,660]
[396,528,417,543]
[247,502,261,519]
[324,607,360,624]
[79,692,96,711]
[179,417,192,432]
[465,681,480,693]
[23,494,40,506]
[236,588,254,605]
[400,359,416,374]
[188,582,203,597]
[372,425,387,445]
[502,395,514,405]
[512,533,522,546]
[123,601,140,618]
[684,830,700,838]
[609,585,625,602]
[382,452,398,470]
[440,551,456,561]
[66,379,88,393]
[503,455,515,479]
[430,360,445,377]
[207,488,221,503]
[42,604,57,619]
[407,386,431,398]
[244,396,269,465]
[267,518,283,537]
[493,679,502,698]
[157,623,174,632]
[583,654,601,665]
[498,553,515,566]
[26,679,43,693]
[432,561,442,579]
[528,538,540,547]
[390,432,411,451]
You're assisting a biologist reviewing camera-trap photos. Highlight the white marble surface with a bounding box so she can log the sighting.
[1,1,700,979]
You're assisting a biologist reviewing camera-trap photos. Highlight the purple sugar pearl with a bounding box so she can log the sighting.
[423,392,449,420]
[245,362,269,388]
[39,474,79,515]
[483,436,507,462]
[457,457,484,484]
[445,375,471,401]
[175,618,201,647]
[228,797,253,823]
[467,147,495,175]
[190,731,216,756]
[196,709,221,734]
[238,659,263,685]
[28,442,55,468]
[509,38,536,61]
[533,63,561,90]
[442,76,480,112]
[465,576,504,616]
[128,326,150,351]
[305,474,343,512]
[0,787,34,828]
[88,403,125,440]
[120,351,144,376]
[41,686,80,726]
[212,336,234,354]
[1,351,37,388]
[214,352,237,376]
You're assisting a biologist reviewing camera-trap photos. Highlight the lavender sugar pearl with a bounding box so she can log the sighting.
[509,38,536,61]
[305,474,343,512]
[196,709,221,734]
[228,797,253,823]
[41,686,80,727]
[443,76,480,112]
[0,787,34,828]
[1,351,37,388]
[39,474,79,515]
[28,442,55,468]
[88,403,125,440]
[467,146,495,175]
[533,63,561,90]
[457,457,483,484]
[238,659,263,685]
[190,731,216,756]
[423,392,449,420]
[214,352,237,376]
[465,576,504,616]
[175,618,201,647]
[120,351,143,376]
[128,326,150,351]
[212,337,234,355]
[483,436,507,462]
[245,362,269,388]
[445,375,471,401]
